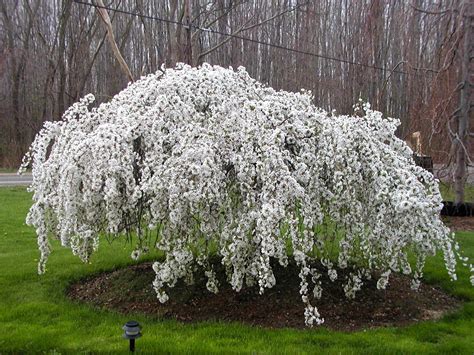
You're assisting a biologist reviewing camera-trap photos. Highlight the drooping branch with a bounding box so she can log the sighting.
[22,64,472,328]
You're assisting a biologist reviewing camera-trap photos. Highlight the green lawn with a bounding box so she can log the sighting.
[438,183,474,203]
[0,187,473,354]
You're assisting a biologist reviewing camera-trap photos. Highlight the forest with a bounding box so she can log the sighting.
[0,0,472,175]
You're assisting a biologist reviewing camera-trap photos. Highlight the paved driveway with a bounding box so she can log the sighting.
[0,173,32,186]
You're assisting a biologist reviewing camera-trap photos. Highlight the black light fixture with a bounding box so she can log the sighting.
[123,320,142,352]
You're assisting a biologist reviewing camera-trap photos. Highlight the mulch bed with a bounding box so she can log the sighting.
[443,216,474,232]
[67,261,461,331]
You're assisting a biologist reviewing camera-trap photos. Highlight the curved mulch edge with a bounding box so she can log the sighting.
[67,261,461,331]
[443,215,474,232]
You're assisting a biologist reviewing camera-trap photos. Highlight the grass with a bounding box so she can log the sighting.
[0,168,31,174]
[0,187,473,354]
[438,183,474,203]
[0,168,16,173]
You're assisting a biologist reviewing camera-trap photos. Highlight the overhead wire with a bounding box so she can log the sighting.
[72,0,439,76]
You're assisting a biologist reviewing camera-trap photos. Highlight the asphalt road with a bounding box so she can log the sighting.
[0,173,32,186]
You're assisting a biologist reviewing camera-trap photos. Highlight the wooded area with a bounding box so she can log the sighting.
[0,0,472,177]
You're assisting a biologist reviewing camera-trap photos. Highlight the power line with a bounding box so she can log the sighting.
[73,0,438,76]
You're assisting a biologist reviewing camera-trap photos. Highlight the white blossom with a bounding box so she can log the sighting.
[21,63,472,326]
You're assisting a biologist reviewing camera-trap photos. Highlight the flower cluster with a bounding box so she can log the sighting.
[21,63,471,326]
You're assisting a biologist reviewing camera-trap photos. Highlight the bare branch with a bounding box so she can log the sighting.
[198,1,308,60]
[410,5,455,16]
[191,0,250,40]
[198,19,251,60]
[93,0,134,82]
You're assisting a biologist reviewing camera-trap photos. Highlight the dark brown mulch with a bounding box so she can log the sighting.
[67,260,461,331]
[443,215,474,232]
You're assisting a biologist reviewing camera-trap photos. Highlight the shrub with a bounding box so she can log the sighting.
[21,64,471,326]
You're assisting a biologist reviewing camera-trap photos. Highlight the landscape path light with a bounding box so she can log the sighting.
[122,320,142,352]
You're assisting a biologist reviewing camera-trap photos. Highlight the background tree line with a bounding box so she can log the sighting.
[0,0,472,180]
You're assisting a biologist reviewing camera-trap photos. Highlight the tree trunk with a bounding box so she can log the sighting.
[454,1,473,205]
[57,0,72,120]
[184,0,193,65]
[0,3,20,147]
